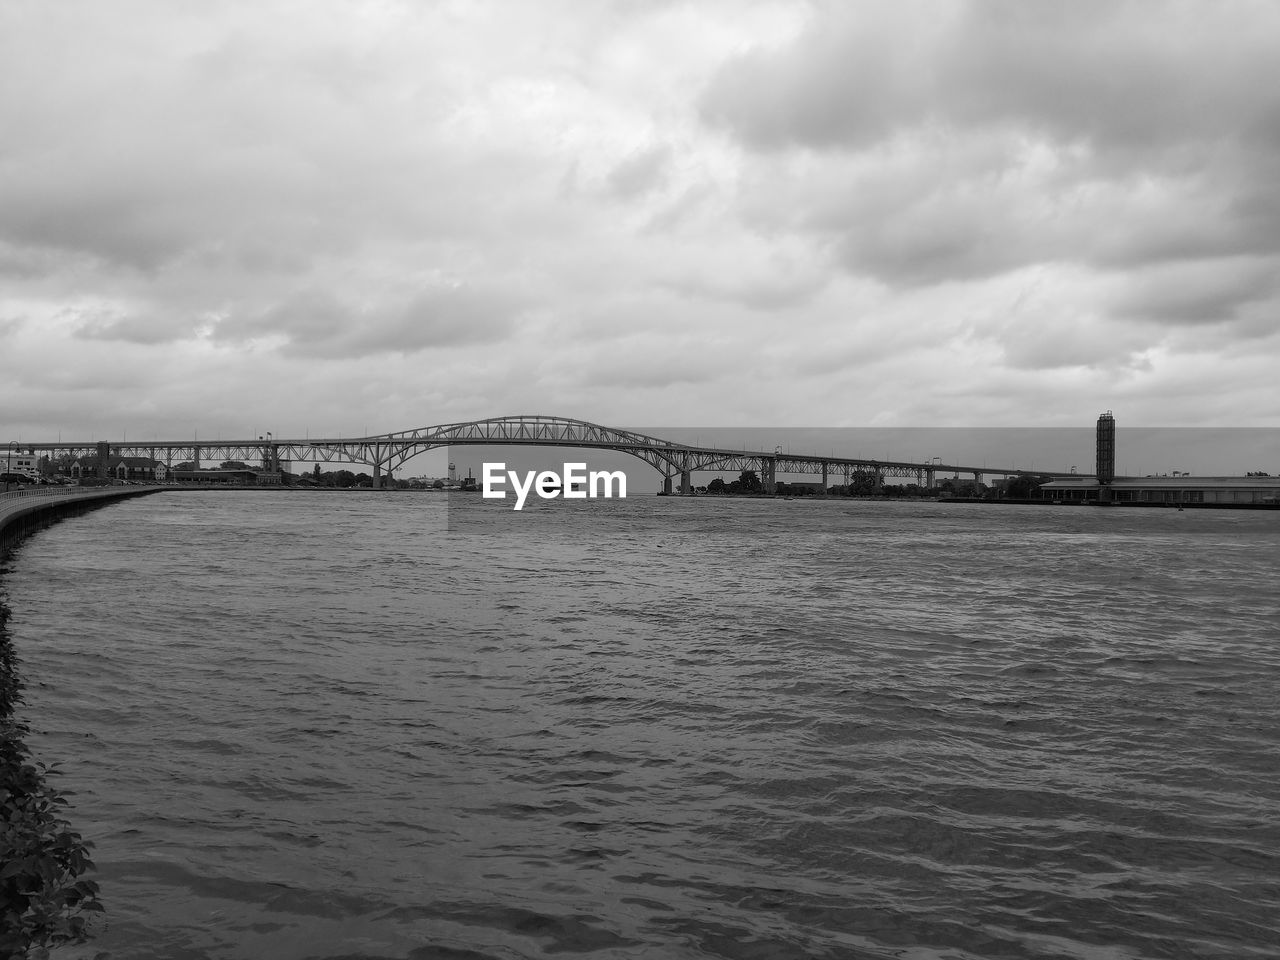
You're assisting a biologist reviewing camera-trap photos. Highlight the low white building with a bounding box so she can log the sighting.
[1040,476,1280,505]
[4,452,40,479]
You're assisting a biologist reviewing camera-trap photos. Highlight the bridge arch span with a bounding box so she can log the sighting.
[369,415,695,484]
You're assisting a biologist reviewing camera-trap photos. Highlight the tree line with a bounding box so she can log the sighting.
[696,469,1051,499]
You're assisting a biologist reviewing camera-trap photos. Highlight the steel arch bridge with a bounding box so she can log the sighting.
[12,414,1085,492]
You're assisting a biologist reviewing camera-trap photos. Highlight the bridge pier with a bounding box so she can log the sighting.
[762,457,776,495]
[675,450,695,495]
[662,476,673,496]
[821,463,828,496]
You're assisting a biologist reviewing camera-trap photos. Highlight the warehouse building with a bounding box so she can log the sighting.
[1040,412,1279,505]
[1039,475,1280,505]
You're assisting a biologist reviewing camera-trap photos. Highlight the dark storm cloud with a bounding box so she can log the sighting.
[579,344,720,389]
[2,177,189,273]
[1109,259,1280,327]
[71,308,197,345]
[607,144,673,199]
[215,284,526,358]
[360,286,525,354]
[701,1,1280,156]
[700,1,1280,287]
[4,0,1279,434]
[660,270,827,312]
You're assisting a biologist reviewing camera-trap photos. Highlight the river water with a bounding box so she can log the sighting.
[2,491,1278,959]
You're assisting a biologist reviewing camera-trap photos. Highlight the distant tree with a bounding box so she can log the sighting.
[313,463,321,478]
[707,477,726,494]
[221,461,249,470]
[846,469,879,497]
[739,469,762,493]
[1005,474,1051,499]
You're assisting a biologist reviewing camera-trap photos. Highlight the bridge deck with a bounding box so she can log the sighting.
[9,416,1087,486]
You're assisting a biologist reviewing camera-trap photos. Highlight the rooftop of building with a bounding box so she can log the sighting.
[1042,476,1280,489]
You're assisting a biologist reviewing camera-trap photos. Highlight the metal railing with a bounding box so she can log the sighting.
[0,485,82,501]
[0,484,167,502]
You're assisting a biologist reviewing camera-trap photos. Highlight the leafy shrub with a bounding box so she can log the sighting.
[1,602,103,957]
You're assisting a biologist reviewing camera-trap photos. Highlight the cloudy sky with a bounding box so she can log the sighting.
[3,0,1279,449]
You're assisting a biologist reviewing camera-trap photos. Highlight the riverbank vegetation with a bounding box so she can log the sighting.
[0,602,102,957]
[696,470,1052,500]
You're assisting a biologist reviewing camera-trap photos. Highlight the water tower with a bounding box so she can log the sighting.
[448,461,457,483]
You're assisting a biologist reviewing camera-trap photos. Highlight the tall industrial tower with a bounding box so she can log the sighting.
[1096,411,1116,501]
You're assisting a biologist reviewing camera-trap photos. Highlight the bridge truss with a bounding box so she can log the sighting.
[12,414,1086,492]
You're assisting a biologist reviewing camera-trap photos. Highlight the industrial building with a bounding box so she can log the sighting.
[1039,413,1280,505]
[1039,475,1280,505]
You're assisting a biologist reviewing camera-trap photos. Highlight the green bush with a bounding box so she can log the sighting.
[1,603,103,957]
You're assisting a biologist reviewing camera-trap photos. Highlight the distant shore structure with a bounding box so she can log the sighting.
[1096,411,1116,487]
[1040,412,1280,506]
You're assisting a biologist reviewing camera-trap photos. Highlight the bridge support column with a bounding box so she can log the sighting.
[821,463,828,496]
[680,470,692,495]
[762,457,776,495]
[926,468,935,490]
[662,475,673,495]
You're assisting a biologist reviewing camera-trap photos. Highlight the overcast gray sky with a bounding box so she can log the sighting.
[4,0,1279,447]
